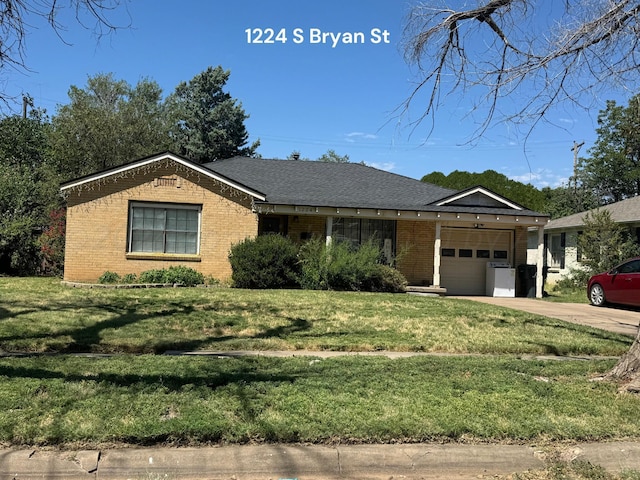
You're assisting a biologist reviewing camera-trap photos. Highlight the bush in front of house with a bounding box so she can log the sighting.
[229,234,301,289]
[98,266,204,286]
[362,264,408,293]
[298,237,407,293]
[138,266,204,286]
[98,271,121,284]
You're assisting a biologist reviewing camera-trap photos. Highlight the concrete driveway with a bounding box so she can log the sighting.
[458,296,639,337]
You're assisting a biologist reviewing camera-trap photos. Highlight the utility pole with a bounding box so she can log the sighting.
[22,95,33,119]
[571,140,584,192]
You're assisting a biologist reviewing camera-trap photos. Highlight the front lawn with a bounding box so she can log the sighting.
[0,354,636,447]
[0,278,630,356]
[1,277,639,451]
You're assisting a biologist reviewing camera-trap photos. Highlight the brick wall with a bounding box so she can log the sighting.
[396,220,436,285]
[63,164,257,283]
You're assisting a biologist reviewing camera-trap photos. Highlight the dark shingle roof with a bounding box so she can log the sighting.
[203,157,545,216]
[204,157,456,210]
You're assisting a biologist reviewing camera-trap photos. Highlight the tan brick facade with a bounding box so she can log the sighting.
[62,152,535,292]
[63,163,257,283]
[396,220,436,285]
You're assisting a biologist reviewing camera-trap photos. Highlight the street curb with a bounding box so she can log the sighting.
[2,442,640,479]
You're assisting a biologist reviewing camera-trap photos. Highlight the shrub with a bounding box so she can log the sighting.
[163,265,204,286]
[298,238,407,293]
[121,273,137,284]
[362,264,408,293]
[98,271,121,284]
[38,208,66,276]
[137,268,167,284]
[138,266,204,286]
[325,241,379,291]
[229,234,300,289]
[298,237,329,290]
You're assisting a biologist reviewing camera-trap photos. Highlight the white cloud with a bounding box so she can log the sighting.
[368,162,396,172]
[345,132,378,141]
[507,169,569,189]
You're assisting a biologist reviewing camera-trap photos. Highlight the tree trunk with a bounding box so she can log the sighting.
[606,327,640,391]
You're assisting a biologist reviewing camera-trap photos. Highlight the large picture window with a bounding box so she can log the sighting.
[128,203,201,254]
[331,218,396,262]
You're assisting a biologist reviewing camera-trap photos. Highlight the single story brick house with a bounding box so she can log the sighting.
[61,152,549,296]
[527,195,640,283]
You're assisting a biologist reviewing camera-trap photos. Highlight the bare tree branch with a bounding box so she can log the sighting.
[402,0,640,141]
[0,0,130,108]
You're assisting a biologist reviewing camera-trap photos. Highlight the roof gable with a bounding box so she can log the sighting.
[434,186,524,210]
[60,152,266,200]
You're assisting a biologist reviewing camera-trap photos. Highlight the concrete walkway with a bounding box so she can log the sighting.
[456,296,640,337]
[2,441,640,479]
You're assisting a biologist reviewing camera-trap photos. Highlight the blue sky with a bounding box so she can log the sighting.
[2,1,629,188]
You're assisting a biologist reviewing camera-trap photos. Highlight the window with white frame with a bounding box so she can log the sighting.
[128,202,201,254]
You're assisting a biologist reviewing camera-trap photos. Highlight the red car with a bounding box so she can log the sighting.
[587,257,640,307]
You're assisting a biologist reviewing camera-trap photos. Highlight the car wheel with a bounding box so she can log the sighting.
[589,283,606,307]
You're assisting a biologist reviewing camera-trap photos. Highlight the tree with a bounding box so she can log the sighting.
[317,149,350,163]
[165,66,259,163]
[50,73,170,179]
[577,209,640,275]
[402,1,640,138]
[540,185,600,219]
[0,0,128,108]
[0,110,59,274]
[578,95,640,203]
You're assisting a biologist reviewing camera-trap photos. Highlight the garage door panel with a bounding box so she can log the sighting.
[441,229,512,295]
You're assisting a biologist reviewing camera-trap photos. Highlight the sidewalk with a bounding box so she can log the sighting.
[2,441,640,479]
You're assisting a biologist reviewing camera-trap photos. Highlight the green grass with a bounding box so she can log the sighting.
[1,354,638,447]
[0,278,631,356]
[543,284,590,304]
[1,276,639,456]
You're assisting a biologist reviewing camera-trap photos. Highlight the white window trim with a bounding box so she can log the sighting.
[128,201,202,255]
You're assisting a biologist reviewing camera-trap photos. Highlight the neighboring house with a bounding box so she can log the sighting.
[61,152,549,296]
[527,195,640,283]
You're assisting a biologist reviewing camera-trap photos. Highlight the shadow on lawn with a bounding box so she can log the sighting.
[0,362,301,392]
[0,296,314,354]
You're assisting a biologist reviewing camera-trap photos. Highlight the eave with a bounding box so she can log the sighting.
[60,152,266,201]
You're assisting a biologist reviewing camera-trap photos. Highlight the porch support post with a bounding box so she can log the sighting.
[433,221,441,287]
[326,216,333,247]
[536,225,544,298]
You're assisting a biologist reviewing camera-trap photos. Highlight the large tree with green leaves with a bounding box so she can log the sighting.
[578,95,640,203]
[165,66,259,163]
[0,109,59,274]
[50,73,170,180]
[539,185,600,219]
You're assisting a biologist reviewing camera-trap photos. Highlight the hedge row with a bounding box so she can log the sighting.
[229,235,407,293]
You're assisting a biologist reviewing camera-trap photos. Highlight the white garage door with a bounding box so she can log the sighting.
[440,228,513,295]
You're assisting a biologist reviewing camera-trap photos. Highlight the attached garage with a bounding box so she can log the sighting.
[440,227,513,295]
